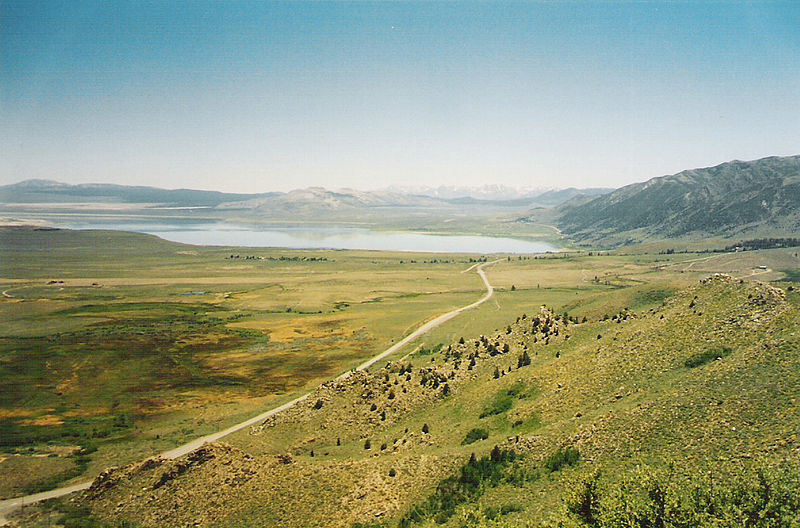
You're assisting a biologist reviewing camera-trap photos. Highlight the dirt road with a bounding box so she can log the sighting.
[0,259,502,524]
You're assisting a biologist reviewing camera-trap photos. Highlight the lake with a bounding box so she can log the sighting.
[58,222,558,254]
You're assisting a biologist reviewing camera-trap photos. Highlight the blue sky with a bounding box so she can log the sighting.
[2,1,799,192]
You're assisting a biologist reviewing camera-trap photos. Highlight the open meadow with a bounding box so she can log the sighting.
[1,226,798,509]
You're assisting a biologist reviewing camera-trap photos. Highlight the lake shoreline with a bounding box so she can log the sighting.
[1,219,561,254]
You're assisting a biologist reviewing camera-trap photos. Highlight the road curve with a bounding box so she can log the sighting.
[0,259,502,524]
[345,258,502,374]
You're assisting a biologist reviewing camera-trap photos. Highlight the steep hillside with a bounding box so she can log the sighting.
[40,275,800,528]
[557,155,800,247]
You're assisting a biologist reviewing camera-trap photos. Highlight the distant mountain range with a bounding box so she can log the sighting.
[4,155,798,248]
[553,155,800,246]
[0,179,609,211]
[0,179,275,207]
[383,184,543,201]
[383,184,612,205]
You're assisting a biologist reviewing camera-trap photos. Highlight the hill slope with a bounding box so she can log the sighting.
[556,155,800,246]
[51,275,800,528]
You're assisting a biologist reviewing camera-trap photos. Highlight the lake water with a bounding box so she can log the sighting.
[60,222,558,254]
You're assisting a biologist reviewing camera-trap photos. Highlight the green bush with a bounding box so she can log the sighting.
[480,393,513,418]
[564,462,800,528]
[543,446,580,473]
[479,382,534,419]
[399,447,517,526]
[462,428,489,445]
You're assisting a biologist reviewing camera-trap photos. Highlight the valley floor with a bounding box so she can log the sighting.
[2,227,799,527]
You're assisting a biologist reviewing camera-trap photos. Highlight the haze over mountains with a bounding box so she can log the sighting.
[2,154,799,246]
[0,180,608,210]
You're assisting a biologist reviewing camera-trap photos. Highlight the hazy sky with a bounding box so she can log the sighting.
[2,1,799,192]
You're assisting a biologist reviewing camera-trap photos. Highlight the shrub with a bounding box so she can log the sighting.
[564,463,800,528]
[543,446,580,473]
[462,428,489,445]
[517,350,531,368]
[399,448,518,526]
[480,393,513,418]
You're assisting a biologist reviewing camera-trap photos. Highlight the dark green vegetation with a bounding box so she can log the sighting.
[683,345,733,368]
[723,237,800,252]
[566,464,800,528]
[552,155,800,247]
[461,428,489,445]
[47,499,138,528]
[542,446,580,473]
[400,447,518,526]
[479,381,534,418]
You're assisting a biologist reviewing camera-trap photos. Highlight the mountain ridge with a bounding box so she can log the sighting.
[554,154,800,246]
[0,180,607,212]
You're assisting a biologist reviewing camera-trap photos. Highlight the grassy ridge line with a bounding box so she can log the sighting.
[0,259,501,520]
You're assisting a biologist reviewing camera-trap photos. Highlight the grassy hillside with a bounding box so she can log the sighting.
[28,270,799,528]
[555,155,800,247]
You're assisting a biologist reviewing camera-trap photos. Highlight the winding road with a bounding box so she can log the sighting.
[0,259,502,524]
